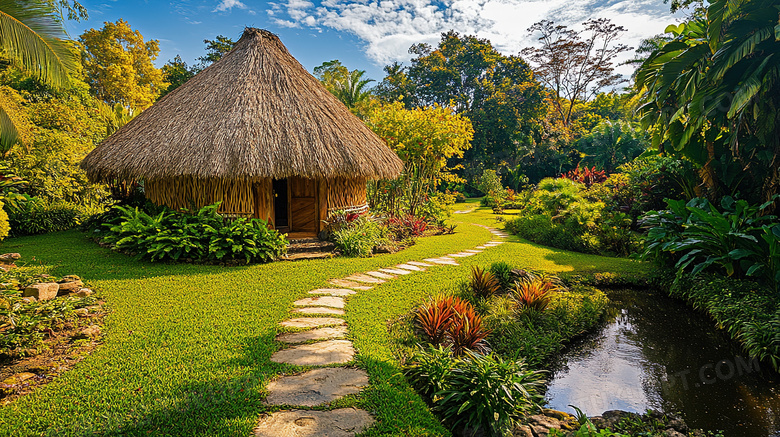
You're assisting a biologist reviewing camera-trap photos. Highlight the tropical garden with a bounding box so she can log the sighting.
[0,0,778,436]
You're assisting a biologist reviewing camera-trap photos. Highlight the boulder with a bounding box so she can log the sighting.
[0,253,21,262]
[57,280,84,295]
[79,325,101,338]
[75,288,93,297]
[2,372,36,385]
[21,297,37,304]
[23,282,59,301]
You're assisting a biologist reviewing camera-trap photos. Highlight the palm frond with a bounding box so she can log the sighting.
[0,0,77,88]
[0,104,19,154]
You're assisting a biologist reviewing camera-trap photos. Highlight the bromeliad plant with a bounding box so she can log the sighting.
[415,295,491,356]
[640,196,780,289]
[469,266,501,300]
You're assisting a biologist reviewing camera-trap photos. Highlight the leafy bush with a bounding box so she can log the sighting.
[331,215,388,257]
[641,196,779,289]
[561,165,607,187]
[403,347,546,437]
[6,197,81,236]
[100,203,287,263]
[469,266,500,300]
[386,214,428,240]
[512,279,556,313]
[489,262,513,291]
[447,304,491,356]
[437,352,545,436]
[0,201,8,241]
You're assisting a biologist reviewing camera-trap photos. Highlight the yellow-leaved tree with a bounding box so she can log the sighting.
[365,101,473,216]
[79,19,167,114]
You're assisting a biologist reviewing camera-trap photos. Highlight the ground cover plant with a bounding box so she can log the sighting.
[96,202,288,263]
[0,200,643,436]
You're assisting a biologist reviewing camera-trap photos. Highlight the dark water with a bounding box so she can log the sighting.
[545,288,780,436]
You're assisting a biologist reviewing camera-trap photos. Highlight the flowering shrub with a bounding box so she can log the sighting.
[561,165,608,187]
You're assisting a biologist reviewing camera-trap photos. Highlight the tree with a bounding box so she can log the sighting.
[374,61,417,107]
[577,120,648,172]
[522,19,631,127]
[0,0,78,152]
[44,0,88,22]
[195,35,234,70]
[636,0,780,204]
[161,55,194,97]
[388,31,546,176]
[313,60,374,110]
[80,19,168,113]
[365,101,473,215]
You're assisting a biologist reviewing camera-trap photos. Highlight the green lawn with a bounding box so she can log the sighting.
[0,203,646,436]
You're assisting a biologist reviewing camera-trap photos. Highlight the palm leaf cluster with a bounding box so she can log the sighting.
[636,0,780,201]
[0,0,77,152]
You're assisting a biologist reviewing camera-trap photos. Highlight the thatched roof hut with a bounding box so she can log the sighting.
[82,28,402,237]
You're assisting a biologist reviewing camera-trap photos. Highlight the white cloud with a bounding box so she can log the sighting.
[214,0,248,12]
[267,0,684,71]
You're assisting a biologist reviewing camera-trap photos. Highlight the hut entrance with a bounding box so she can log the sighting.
[288,176,317,237]
[272,179,289,229]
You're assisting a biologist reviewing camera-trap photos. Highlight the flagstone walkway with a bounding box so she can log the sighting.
[254,225,510,436]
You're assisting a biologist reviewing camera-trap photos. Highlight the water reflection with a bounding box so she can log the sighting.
[544,288,780,436]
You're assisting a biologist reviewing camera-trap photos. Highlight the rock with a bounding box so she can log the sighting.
[513,425,534,437]
[395,264,425,271]
[344,274,385,284]
[422,258,459,266]
[270,340,355,366]
[279,317,345,329]
[276,326,348,344]
[378,268,412,275]
[364,271,396,280]
[59,275,81,282]
[75,288,93,297]
[293,296,345,309]
[530,424,550,436]
[0,253,21,262]
[663,430,686,437]
[254,408,374,437]
[264,367,369,406]
[667,418,688,433]
[2,372,36,385]
[23,282,59,301]
[328,279,373,290]
[21,297,36,304]
[406,261,434,267]
[79,325,101,338]
[57,280,84,295]
[293,307,345,316]
[308,288,356,297]
[0,263,16,272]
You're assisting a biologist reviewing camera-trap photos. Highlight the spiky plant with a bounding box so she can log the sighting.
[446,304,491,356]
[470,266,500,300]
[512,279,555,313]
[415,295,458,345]
[489,262,514,292]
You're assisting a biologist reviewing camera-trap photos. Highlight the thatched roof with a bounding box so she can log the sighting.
[81,28,402,182]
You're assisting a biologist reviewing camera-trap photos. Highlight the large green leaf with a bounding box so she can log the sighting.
[0,0,77,88]
[0,105,18,153]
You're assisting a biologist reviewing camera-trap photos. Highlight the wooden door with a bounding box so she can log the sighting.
[289,177,317,233]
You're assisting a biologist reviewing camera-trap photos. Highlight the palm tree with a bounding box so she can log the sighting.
[333,69,374,109]
[578,120,647,172]
[0,0,77,152]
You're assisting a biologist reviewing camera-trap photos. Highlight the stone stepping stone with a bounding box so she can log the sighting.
[271,340,355,366]
[449,252,475,257]
[254,408,374,437]
[276,326,347,344]
[264,367,369,406]
[308,288,356,297]
[280,318,345,329]
[487,241,505,244]
[344,274,385,284]
[424,258,459,266]
[406,261,433,267]
[293,307,345,316]
[329,279,373,290]
[464,249,483,253]
[379,267,412,275]
[364,271,395,279]
[475,246,487,249]
[294,296,345,309]
[395,263,425,271]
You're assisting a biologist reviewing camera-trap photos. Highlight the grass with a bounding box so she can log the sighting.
[0,200,646,436]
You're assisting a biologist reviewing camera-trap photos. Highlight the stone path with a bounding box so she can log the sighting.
[255,224,509,436]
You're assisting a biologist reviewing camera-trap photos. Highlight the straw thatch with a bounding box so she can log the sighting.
[80,28,402,183]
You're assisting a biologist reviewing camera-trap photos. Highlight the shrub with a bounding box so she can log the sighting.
[415,295,459,346]
[641,196,779,290]
[447,306,491,356]
[386,214,428,240]
[331,215,388,257]
[437,352,545,436]
[561,165,607,187]
[469,266,500,300]
[6,197,81,236]
[0,201,9,241]
[489,262,514,291]
[403,344,456,400]
[100,203,287,263]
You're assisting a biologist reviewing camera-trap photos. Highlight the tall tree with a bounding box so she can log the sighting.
[314,60,375,110]
[0,0,79,152]
[161,55,194,97]
[522,19,631,127]
[388,31,546,175]
[80,19,168,113]
[374,61,416,107]
[195,35,234,70]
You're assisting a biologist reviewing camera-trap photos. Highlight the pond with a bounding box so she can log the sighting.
[544,288,780,436]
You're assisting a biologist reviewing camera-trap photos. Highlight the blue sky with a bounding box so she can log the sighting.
[64,0,684,81]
